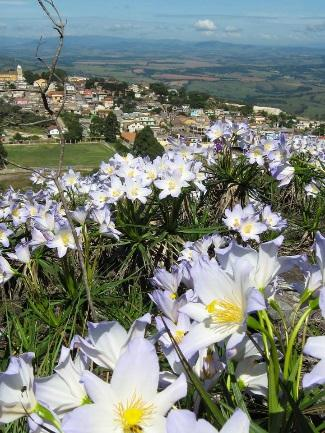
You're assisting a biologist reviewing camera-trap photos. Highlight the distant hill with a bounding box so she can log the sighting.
[1,36,325,120]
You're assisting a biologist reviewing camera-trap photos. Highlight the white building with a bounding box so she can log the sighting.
[253,106,283,116]
[127,122,145,133]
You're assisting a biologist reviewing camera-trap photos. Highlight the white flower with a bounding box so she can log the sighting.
[238,217,267,242]
[262,206,287,231]
[217,235,300,291]
[47,226,78,258]
[0,353,37,423]
[90,189,111,208]
[247,147,264,166]
[107,176,125,203]
[236,357,268,397]
[0,223,13,248]
[179,258,265,357]
[305,180,320,197]
[223,204,255,230]
[62,338,187,433]
[35,347,88,417]
[72,314,151,370]
[167,408,250,433]
[62,169,80,189]
[154,173,189,199]
[0,256,15,284]
[124,179,151,204]
[7,241,31,264]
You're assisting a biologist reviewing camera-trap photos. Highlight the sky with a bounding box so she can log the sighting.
[1,0,325,46]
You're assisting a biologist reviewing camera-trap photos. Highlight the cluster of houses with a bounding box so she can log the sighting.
[0,65,323,145]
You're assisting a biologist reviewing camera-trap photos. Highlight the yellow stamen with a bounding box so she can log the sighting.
[61,232,71,247]
[174,330,185,344]
[206,299,243,324]
[115,394,154,433]
[169,292,177,300]
[12,208,20,217]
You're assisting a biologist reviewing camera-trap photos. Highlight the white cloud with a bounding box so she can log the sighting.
[223,26,242,37]
[194,19,217,33]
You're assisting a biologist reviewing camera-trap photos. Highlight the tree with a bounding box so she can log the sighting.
[24,70,41,85]
[133,126,164,160]
[149,82,169,96]
[41,68,67,83]
[0,141,7,168]
[90,116,105,138]
[103,112,120,143]
[188,91,209,109]
[12,132,24,142]
[62,112,83,142]
[0,127,6,168]
[313,124,325,136]
[239,105,253,117]
[122,100,136,114]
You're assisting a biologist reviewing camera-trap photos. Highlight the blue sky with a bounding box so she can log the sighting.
[1,0,325,46]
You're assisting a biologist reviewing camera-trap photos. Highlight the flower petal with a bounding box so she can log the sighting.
[153,373,187,415]
[111,338,159,402]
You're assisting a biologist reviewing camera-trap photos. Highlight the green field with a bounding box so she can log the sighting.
[0,142,115,190]
[4,142,114,168]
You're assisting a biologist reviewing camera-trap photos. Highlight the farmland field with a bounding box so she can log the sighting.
[4,142,113,168]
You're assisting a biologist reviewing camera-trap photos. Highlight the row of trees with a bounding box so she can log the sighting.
[24,69,68,85]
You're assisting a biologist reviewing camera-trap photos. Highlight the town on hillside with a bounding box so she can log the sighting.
[1,64,325,148]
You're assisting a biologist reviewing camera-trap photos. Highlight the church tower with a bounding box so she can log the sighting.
[17,64,23,81]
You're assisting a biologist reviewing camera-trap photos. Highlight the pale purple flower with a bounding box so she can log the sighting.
[262,206,287,231]
[0,223,13,248]
[303,336,325,389]
[7,241,31,264]
[0,256,15,284]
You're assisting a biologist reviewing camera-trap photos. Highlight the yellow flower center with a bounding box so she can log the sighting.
[241,223,253,235]
[112,189,121,197]
[115,394,154,433]
[67,177,76,185]
[206,299,243,324]
[174,330,186,344]
[233,217,241,228]
[130,186,140,197]
[169,292,177,300]
[12,209,20,217]
[213,129,223,139]
[61,232,71,246]
[147,170,157,180]
[167,180,177,191]
[105,166,114,174]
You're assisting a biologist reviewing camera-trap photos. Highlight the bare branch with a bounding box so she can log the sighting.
[33,0,97,320]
